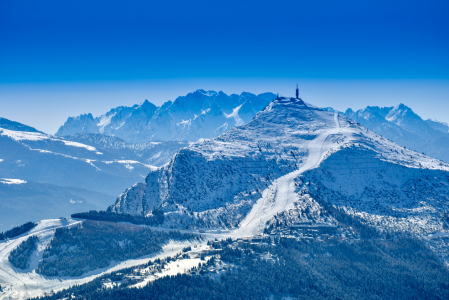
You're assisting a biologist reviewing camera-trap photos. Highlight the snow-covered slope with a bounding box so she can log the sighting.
[0,126,154,196]
[56,90,276,143]
[63,133,190,167]
[110,97,449,245]
[345,104,449,163]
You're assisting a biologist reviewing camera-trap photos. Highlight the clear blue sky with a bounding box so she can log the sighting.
[1,0,448,133]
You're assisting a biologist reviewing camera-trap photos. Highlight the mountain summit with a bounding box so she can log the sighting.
[56,90,276,143]
[110,97,449,254]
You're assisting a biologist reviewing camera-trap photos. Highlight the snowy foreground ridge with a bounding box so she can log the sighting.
[2,97,449,299]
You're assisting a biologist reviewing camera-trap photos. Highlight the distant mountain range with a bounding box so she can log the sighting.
[56,90,276,143]
[55,90,449,164]
[343,104,449,163]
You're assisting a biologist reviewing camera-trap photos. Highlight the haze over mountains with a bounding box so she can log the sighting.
[0,120,188,230]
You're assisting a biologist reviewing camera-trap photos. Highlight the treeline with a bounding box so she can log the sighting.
[8,235,38,269]
[34,235,449,300]
[71,210,164,225]
[0,222,37,240]
[37,220,194,277]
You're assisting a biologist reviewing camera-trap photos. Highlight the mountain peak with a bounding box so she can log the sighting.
[195,89,218,97]
[56,90,274,142]
[110,94,449,240]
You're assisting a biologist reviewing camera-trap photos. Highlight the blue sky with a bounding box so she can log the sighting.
[1,0,448,133]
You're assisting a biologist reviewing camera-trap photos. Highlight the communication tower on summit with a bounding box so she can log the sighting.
[296,84,299,99]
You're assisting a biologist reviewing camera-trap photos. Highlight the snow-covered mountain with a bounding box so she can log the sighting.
[0,121,182,229]
[344,104,449,163]
[3,97,449,299]
[56,90,276,143]
[110,97,449,256]
[0,126,155,197]
[0,118,194,236]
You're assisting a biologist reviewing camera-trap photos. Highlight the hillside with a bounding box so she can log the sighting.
[0,117,42,133]
[63,133,190,167]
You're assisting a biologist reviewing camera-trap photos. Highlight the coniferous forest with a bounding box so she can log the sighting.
[36,220,194,277]
[8,235,38,269]
[71,209,164,226]
[0,222,37,240]
[34,235,449,300]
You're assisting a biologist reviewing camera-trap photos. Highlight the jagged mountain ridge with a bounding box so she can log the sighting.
[56,90,276,143]
[109,97,449,251]
[344,104,449,163]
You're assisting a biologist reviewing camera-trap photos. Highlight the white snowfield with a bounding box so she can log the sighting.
[0,219,80,300]
[0,178,27,185]
[0,128,98,152]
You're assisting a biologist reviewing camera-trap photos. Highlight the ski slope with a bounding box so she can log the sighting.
[0,219,202,300]
[0,219,81,300]
[236,113,342,237]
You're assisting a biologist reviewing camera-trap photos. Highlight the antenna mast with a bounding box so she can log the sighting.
[296,84,299,99]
